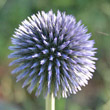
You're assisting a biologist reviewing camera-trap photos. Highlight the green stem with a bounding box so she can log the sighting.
[46,93,55,110]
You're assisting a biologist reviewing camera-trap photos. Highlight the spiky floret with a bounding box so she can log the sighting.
[8,10,97,98]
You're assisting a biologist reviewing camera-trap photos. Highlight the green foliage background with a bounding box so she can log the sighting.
[0,0,110,110]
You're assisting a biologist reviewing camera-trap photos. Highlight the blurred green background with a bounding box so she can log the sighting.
[0,0,110,110]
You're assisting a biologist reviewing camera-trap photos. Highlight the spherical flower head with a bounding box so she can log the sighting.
[8,10,97,98]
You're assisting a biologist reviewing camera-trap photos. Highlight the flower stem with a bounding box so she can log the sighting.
[46,93,55,110]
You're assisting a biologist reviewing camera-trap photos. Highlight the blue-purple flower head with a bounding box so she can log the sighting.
[8,10,97,98]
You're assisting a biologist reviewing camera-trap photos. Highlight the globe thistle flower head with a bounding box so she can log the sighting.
[8,10,97,98]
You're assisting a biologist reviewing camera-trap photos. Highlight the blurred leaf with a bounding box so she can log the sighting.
[23,99,36,110]
[97,100,110,110]
[68,103,81,110]
[102,100,110,110]
[52,0,74,7]
[0,101,20,110]
[56,98,66,110]
[101,2,110,17]
[0,0,7,9]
